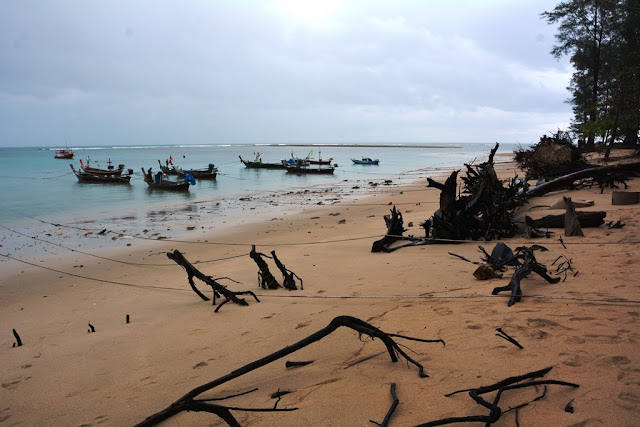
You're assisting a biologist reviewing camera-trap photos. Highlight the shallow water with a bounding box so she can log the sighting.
[0,142,522,262]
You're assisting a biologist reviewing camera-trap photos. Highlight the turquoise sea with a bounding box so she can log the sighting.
[0,142,524,260]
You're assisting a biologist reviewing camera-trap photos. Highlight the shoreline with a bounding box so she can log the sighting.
[2,150,639,426]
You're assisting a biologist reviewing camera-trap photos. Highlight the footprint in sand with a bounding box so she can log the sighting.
[296,321,311,329]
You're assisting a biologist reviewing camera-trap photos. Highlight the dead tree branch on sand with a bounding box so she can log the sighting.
[491,246,561,306]
[250,245,281,289]
[167,250,259,312]
[415,366,578,426]
[371,206,433,252]
[271,250,303,290]
[135,315,444,426]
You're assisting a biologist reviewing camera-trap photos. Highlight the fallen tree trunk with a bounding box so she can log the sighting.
[167,250,260,312]
[526,161,640,198]
[531,211,606,228]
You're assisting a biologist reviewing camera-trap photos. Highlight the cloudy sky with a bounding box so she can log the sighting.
[0,0,571,147]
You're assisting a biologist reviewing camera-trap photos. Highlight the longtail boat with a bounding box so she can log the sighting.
[70,164,131,183]
[142,168,192,191]
[158,159,179,174]
[239,154,286,169]
[284,159,334,175]
[79,158,126,176]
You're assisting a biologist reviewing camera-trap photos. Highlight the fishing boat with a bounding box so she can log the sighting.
[239,153,287,169]
[158,159,179,174]
[283,159,335,175]
[70,164,131,183]
[176,163,218,180]
[54,148,74,159]
[142,168,192,191]
[308,150,333,165]
[351,157,380,165]
[79,157,126,176]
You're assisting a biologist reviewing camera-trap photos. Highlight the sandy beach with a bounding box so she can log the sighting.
[1,151,639,426]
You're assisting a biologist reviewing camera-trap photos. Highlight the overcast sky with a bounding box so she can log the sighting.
[0,0,571,147]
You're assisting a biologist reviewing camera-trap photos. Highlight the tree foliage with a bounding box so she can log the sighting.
[542,0,640,157]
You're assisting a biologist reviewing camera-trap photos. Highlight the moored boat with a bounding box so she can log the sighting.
[284,159,335,174]
[351,157,380,165]
[158,158,179,174]
[142,168,192,191]
[54,148,74,159]
[176,163,218,180]
[79,158,126,176]
[70,164,131,183]
[239,153,287,169]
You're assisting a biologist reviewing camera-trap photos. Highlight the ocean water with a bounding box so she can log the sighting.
[0,142,523,260]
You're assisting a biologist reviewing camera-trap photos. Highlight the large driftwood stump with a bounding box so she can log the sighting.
[250,245,281,289]
[167,250,259,312]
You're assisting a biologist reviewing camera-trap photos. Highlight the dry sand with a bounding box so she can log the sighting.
[1,152,639,426]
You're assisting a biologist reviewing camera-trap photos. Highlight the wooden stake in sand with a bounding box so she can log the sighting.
[12,328,22,347]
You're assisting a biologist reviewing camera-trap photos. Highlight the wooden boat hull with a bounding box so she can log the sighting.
[70,164,130,183]
[177,170,217,179]
[79,158,124,176]
[55,150,74,159]
[309,159,332,165]
[239,156,286,169]
[142,168,190,190]
[158,159,179,174]
[285,165,335,174]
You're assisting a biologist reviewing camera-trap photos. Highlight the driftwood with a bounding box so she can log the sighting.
[422,143,526,241]
[371,206,430,252]
[270,250,303,290]
[12,329,22,347]
[370,383,399,427]
[531,211,606,228]
[491,246,561,306]
[415,366,578,426]
[249,245,280,289]
[135,315,443,426]
[526,161,640,198]
[167,249,259,312]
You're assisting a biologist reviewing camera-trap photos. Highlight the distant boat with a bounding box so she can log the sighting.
[70,164,131,183]
[79,157,126,176]
[239,154,286,169]
[142,168,192,191]
[54,148,74,159]
[351,157,380,165]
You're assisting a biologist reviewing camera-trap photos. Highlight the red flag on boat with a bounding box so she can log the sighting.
[169,155,173,165]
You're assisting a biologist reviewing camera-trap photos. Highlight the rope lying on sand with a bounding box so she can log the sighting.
[2,253,639,306]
